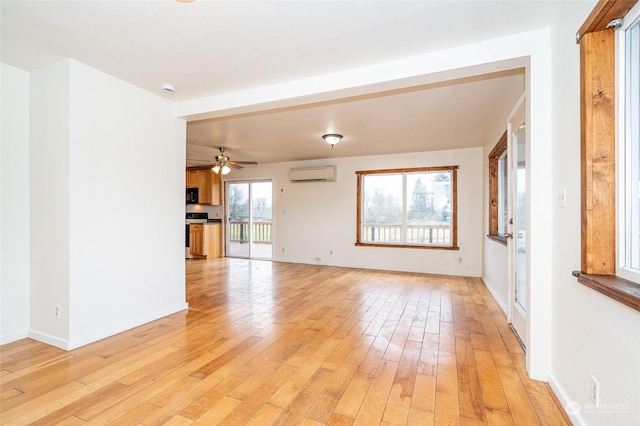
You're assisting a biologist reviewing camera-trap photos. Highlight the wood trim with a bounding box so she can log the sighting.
[186,165,215,171]
[356,174,362,244]
[488,132,507,237]
[576,0,638,43]
[572,271,640,311]
[452,169,458,248]
[355,165,459,175]
[355,242,460,250]
[355,167,457,249]
[580,30,616,274]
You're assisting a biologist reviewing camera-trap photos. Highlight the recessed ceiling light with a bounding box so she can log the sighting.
[161,83,176,94]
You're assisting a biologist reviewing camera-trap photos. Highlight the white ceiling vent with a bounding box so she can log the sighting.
[289,165,337,183]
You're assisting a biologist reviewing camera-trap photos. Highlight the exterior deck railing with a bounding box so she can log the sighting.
[229,221,449,246]
[363,223,450,245]
[229,220,272,243]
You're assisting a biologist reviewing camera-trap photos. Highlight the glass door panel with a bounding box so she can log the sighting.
[227,182,249,258]
[226,180,272,259]
[250,181,272,259]
[514,125,527,313]
[508,99,527,348]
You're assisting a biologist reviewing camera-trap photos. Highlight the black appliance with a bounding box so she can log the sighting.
[186,187,199,204]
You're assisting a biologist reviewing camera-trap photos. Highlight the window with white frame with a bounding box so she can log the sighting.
[356,166,458,249]
[618,3,640,282]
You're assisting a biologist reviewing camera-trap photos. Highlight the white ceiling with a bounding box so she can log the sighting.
[1,1,570,166]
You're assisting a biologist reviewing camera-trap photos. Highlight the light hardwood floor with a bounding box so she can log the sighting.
[1,259,570,425]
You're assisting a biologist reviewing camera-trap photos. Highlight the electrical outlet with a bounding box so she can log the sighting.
[590,376,599,405]
[54,304,61,319]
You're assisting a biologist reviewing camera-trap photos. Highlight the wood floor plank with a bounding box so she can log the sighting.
[496,365,541,425]
[381,339,421,424]
[333,371,373,419]
[352,360,399,426]
[434,350,460,425]
[0,259,569,426]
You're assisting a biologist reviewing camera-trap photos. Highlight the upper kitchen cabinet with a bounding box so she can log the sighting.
[186,168,221,205]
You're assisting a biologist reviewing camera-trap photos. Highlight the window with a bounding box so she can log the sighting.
[618,4,640,282]
[356,166,458,249]
[488,131,508,244]
[574,0,640,312]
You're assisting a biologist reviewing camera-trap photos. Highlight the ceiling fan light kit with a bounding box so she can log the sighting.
[207,147,257,174]
[322,133,343,147]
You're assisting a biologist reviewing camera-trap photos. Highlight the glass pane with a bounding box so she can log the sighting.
[498,152,508,235]
[626,16,640,271]
[227,182,249,257]
[250,181,272,259]
[362,174,402,243]
[406,172,452,246]
[514,125,527,312]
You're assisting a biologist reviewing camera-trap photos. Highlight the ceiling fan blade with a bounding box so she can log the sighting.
[228,163,244,169]
[230,161,258,166]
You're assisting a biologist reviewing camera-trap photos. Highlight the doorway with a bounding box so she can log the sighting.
[226,180,273,259]
[507,97,527,348]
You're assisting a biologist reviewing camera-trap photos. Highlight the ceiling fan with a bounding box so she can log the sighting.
[207,147,258,175]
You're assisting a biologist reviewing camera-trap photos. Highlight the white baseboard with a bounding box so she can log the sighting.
[548,372,586,426]
[1,329,30,345]
[28,329,70,349]
[480,275,508,314]
[273,257,481,277]
[66,302,189,350]
[28,302,188,351]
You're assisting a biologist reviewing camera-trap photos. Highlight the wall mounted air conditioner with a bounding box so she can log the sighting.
[289,165,337,183]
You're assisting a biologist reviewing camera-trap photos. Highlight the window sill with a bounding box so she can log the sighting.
[487,234,507,245]
[355,242,459,251]
[572,271,640,312]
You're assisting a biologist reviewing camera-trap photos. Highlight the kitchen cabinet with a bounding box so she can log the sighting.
[188,223,222,258]
[185,169,221,205]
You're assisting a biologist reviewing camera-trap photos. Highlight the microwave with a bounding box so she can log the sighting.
[186,187,199,204]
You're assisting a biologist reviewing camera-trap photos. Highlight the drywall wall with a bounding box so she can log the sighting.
[29,60,72,344]
[549,2,640,425]
[0,63,31,343]
[28,59,188,349]
[67,60,188,348]
[224,147,483,276]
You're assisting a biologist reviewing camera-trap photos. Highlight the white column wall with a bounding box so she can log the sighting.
[66,60,187,349]
[29,61,72,345]
[0,64,31,343]
[27,59,188,349]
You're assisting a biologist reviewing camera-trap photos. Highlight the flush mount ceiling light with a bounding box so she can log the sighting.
[161,83,175,94]
[322,133,343,147]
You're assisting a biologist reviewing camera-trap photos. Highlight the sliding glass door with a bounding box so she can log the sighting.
[226,180,272,259]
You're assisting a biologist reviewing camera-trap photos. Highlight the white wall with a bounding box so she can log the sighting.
[29,60,72,344]
[548,2,640,425]
[227,148,483,276]
[0,63,31,343]
[28,60,188,349]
